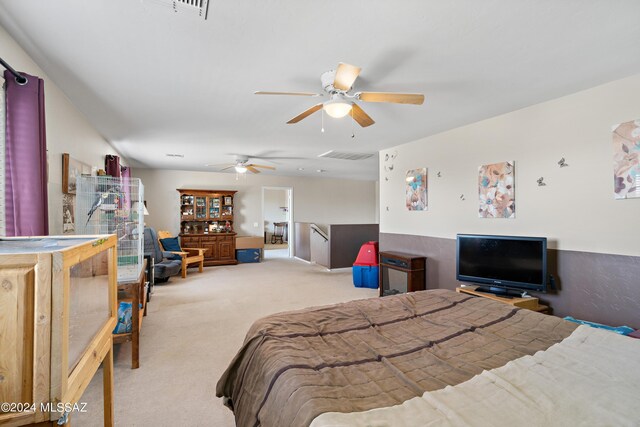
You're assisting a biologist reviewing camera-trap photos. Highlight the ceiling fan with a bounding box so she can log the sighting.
[255,62,425,127]
[215,156,276,174]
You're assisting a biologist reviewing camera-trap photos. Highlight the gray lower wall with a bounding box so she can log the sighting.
[329,224,379,269]
[294,222,311,261]
[380,233,640,329]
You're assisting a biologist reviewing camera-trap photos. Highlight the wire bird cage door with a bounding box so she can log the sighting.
[75,176,145,282]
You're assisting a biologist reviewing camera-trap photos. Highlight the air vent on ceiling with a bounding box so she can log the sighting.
[166,153,184,158]
[318,150,375,161]
[145,0,211,20]
[175,0,204,7]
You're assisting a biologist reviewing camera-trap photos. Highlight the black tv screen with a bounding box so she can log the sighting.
[456,234,547,293]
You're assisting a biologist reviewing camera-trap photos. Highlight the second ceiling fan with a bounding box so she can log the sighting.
[217,157,276,174]
[255,62,425,128]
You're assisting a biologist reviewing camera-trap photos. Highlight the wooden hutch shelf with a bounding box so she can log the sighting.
[178,189,238,266]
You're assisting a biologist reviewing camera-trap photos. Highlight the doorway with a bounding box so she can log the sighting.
[262,187,293,259]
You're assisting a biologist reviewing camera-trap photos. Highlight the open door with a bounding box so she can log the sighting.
[262,187,293,259]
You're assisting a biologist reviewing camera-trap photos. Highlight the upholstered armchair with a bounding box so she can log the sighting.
[143,227,182,282]
[157,231,207,278]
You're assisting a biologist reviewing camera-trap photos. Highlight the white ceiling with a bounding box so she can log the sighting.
[1,0,640,181]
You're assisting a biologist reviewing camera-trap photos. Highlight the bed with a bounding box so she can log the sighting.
[216,289,640,427]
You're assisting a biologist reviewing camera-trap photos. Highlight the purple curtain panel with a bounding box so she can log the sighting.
[105,154,120,177]
[4,70,49,236]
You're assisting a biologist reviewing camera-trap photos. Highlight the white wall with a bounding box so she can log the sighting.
[134,168,377,237]
[0,25,124,235]
[380,73,640,257]
[263,188,288,238]
[264,189,288,224]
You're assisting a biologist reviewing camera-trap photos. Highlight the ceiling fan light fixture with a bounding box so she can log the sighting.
[235,165,248,173]
[323,99,352,118]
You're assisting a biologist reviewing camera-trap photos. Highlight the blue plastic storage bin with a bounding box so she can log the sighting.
[236,248,261,263]
[353,265,379,288]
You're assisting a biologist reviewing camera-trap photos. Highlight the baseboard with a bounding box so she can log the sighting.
[328,267,352,273]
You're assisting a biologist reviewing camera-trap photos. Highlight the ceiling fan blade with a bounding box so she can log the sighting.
[246,166,261,174]
[357,92,425,105]
[350,103,375,128]
[287,103,323,124]
[248,164,276,170]
[333,63,361,91]
[218,165,235,171]
[255,91,322,97]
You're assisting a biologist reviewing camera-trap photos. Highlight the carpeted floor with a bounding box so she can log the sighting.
[74,256,377,426]
[264,243,288,250]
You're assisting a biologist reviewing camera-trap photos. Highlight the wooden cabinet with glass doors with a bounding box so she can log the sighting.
[178,189,237,266]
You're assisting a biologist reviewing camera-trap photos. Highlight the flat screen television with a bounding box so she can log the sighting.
[456,234,547,296]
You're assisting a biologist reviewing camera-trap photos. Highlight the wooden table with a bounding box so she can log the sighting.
[113,261,147,369]
[456,285,549,313]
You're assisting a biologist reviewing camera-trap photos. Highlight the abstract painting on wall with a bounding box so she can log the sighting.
[478,161,515,218]
[406,168,427,210]
[613,119,640,199]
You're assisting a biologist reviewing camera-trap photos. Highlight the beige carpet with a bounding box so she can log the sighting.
[74,257,377,426]
[264,243,288,250]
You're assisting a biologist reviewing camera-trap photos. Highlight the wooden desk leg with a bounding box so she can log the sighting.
[131,285,140,369]
[103,343,114,426]
[199,259,204,273]
[141,279,148,317]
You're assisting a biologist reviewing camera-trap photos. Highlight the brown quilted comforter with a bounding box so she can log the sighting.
[216,289,576,427]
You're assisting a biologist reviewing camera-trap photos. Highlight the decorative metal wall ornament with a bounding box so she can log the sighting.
[437,171,442,178]
[460,194,465,201]
[383,150,398,182]
[558,157,569,168]
[537,177,546,186]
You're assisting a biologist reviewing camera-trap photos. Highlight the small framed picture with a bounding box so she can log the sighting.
[62,153,91,194]
[62,194,75,234]
[224,196,232,205]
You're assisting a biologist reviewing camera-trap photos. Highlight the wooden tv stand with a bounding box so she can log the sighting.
[456,285,549,313]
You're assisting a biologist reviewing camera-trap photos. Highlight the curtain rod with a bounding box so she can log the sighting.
[0,56,28,85]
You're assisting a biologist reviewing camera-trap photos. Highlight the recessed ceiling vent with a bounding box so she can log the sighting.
[145,0,210,20]
[175,0,204,7]
[318,150,375,161]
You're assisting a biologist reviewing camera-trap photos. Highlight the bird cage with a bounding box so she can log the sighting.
[76,176,144,282]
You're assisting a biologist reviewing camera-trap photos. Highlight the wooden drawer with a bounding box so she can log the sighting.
[181,236,200,245]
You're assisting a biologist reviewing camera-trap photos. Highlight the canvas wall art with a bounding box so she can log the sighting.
[405,168,427,211]
[613,119,640,199]
[63,194,75,234]
[62,153,91,194]
[478,161,515,218]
